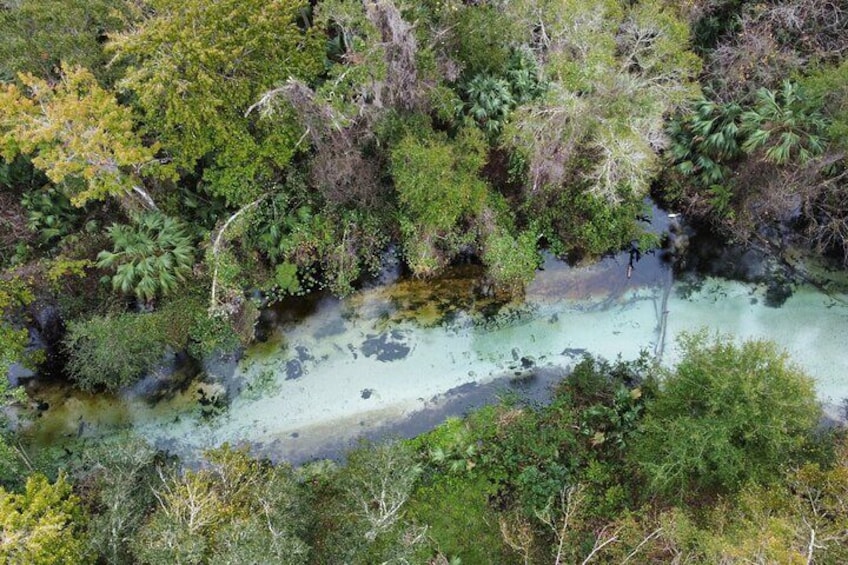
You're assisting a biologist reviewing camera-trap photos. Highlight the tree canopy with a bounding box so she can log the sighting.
[0,67,160,208]
[633,332,820,501]
[108,0,325,205]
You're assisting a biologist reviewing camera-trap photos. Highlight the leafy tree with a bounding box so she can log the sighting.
[608,443,848,564]
[312,0,395,116]
[633,332,820,502]
[498,0,699,261]
[0,67,161,208]
[77,436,160,565]
[342,442,422,542]
[697,485,811,563]
[108,0,324,205]
[97,212,196,303]
[0,473,90,564]
[132,445,309,565]
[786,439,848,563]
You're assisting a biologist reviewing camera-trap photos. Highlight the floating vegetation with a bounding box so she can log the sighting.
[241,369,282,401]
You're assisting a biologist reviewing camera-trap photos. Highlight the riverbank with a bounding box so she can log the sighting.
[13,211,848,463]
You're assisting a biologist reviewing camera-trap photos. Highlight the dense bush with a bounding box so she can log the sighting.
[64,313,170,391]
[632,332,820,501]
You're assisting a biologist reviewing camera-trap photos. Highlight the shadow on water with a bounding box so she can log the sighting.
[257,365,572,466]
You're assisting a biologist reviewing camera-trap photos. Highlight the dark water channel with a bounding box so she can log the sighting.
[14,208,848,464]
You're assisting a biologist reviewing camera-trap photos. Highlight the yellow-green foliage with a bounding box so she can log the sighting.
[0,277,33,383]
[0,67,160,207]
[46,258,92,287]
[109,0,325,205]
[0,474,89,565]
[699,486,806,564]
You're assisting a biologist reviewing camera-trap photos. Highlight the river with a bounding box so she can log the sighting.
[15,209,848,464]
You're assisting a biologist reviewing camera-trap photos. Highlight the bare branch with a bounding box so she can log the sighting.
[130,184,158,211]
[208,195,266,316]
[806,521,816,565]
[580,526,621,564]
[621,527,664,564]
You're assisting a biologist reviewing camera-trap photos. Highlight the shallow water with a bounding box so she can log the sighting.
[16,211,848,463]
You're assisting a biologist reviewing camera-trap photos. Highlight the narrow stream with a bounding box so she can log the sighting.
[15,209,848,463]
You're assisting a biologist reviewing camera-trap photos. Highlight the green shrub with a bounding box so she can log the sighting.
[463,74,514,136]
[21,186,83,247]
[391,127,488,235]
[408,474,509,564]
[541,188,646,259]
[482,228,539,294]
[632,332,820,502]
[64,313,170,390]
[740,80,827,165]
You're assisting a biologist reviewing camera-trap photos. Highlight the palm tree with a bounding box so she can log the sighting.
[741,81,827,165]
[464,75,515,136]
[96,212,196,303]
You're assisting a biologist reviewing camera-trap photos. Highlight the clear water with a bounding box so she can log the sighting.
[16,212,848,463]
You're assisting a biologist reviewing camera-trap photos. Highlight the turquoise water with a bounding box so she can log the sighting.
[17,214,848,462]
